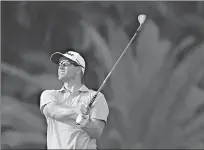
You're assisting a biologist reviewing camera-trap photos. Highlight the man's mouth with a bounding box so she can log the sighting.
[59,70,65,74]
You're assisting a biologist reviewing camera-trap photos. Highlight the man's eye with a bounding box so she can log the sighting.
[59,62,72,67]
[60,62,68,65]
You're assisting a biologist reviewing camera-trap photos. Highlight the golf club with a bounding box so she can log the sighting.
[76,14,147,126]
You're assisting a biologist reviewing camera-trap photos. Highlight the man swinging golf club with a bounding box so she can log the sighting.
[40,14,146,149]
[40,49,109,149]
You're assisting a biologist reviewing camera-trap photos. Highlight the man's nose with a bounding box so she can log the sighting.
[59,65,65,69]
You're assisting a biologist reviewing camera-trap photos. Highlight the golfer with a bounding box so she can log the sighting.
[40,49,109,149]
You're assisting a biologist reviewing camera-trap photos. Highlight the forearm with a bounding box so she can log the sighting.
[81,119,103,141]
[44,102,77,121]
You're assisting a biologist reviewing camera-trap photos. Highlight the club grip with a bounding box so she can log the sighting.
[88,94,98,107]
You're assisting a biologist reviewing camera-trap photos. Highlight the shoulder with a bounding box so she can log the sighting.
[88,89,106,99]
[87,89,108,106]
[40,89,58,99]
[41,89,56,96]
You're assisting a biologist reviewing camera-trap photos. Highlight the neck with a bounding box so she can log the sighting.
[63,78,82,93]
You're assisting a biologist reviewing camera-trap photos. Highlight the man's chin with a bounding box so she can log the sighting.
[58,76,64,81]
[58,76,68,82]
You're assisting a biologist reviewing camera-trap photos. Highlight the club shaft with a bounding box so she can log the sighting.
[88,26,142,107]
[99,27,140,92]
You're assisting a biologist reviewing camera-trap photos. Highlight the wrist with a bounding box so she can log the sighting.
[83,115,91,127]
[76,114,90,128]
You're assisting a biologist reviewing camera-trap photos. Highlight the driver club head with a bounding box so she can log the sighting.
[138,14,146,24]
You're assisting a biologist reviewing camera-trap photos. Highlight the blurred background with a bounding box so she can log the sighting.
[1,1,204,149]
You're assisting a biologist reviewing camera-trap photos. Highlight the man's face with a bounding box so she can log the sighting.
[58,57,80,81]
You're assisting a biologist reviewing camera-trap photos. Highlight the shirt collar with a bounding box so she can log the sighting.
[59,84,89,93]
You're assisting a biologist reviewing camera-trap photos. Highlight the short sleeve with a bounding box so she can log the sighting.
[40,90,56,114]
[90,92,109,123]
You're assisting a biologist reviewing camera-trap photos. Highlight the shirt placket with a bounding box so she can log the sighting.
[62,91,81,106]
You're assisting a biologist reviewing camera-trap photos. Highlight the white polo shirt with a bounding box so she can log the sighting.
[40,85,109,149]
